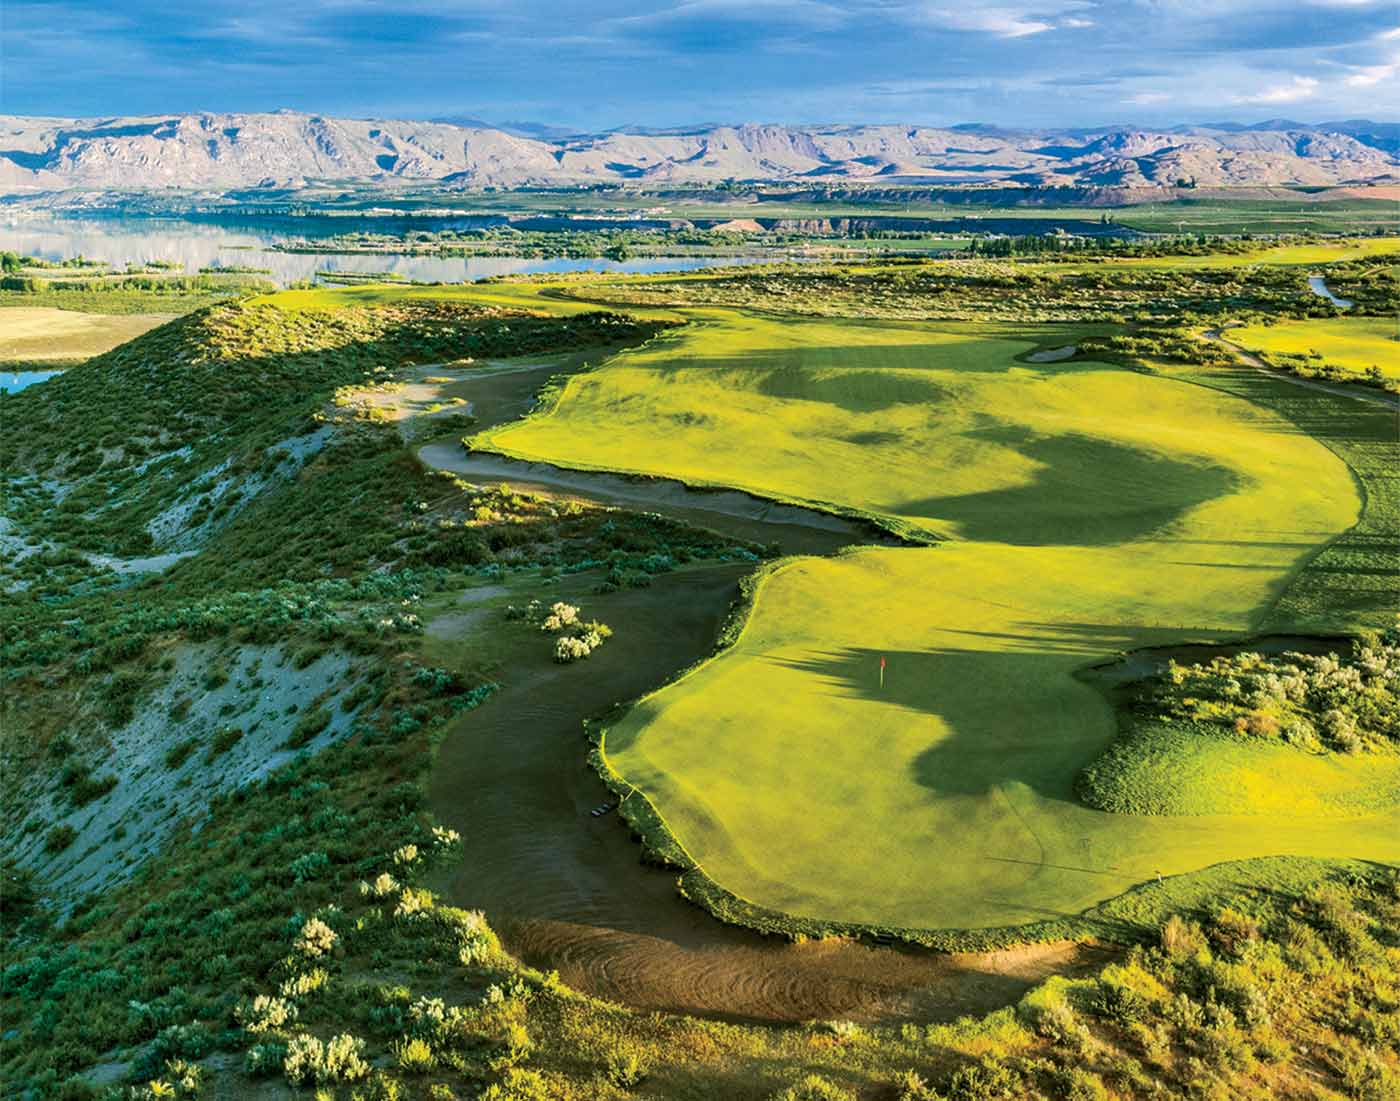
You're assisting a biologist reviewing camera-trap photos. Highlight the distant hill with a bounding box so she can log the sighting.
[1,111,1397,193]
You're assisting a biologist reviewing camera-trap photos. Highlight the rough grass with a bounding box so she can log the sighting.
[1079,719,1400,817]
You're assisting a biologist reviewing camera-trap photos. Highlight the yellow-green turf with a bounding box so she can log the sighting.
[258,279,1400,934]
[1056,237,1400,270]
[1229,316,1400,379]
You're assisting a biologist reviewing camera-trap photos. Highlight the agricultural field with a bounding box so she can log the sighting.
[6,234,1400,1100]
[0,306,172,361]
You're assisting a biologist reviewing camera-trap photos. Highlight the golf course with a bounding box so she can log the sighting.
[1229,316,1400,379]
[266,268,1400,943]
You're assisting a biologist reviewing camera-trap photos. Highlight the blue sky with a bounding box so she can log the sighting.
[4,0,1397,128]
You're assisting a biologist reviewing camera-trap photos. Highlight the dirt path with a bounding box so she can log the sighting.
[1202,327,1399,412]
[415,353,1112,1024]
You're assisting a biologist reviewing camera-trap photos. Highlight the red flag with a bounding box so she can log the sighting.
[880,656,886,670]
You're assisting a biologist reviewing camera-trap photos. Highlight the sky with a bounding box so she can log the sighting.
[3,0,1398,130]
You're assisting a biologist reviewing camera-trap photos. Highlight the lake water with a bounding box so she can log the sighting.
[1306,274,1353,309]
[0,214,789,286]
[1,369,64,393]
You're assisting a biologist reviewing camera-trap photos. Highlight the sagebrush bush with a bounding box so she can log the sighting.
[282,1032,370,1086]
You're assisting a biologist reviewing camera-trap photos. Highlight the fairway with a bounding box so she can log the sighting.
[474,313,1239,542]
[1079,237,1400,269]
[568,326,1396,931]
[1229,316,1400,379]
[263,278,1400,936]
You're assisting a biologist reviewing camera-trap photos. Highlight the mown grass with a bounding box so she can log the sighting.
[1229,316,1400,379]
[1079,719,1400,817]
[518,314,1391,934]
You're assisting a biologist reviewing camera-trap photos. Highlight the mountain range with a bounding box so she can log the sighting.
[2,111,1398,194]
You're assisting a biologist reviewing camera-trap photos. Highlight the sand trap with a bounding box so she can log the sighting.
[1026,345,1077,363]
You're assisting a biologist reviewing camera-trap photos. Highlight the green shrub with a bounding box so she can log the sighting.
[604,1046,648,1089]
[44,824,77,853]
[206,726,243,758]
[288,706,332,748]
[164,738,198,770]
[769,1075,858,1101]
[392,1035,436,1073]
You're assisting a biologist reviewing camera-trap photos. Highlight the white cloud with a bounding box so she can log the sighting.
[1060,15,1094,26]
[1344,58,1398,85]
[918,5,1052,36]
[1234,75,1320,103]
[1128,91,1170,104]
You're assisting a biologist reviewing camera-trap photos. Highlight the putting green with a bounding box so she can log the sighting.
[262,280,1400,934]
[1229,317,1400,379]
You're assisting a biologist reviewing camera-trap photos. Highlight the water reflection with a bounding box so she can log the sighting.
[0,215,787,287]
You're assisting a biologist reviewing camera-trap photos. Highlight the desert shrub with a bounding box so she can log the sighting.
[288,706,332,748]
[603,1045,648,1089]
[279,968,329,998]
[288,850,330,884]
[945,1057,1025,1101]
[392,1035,436,1073]
[893,1070,940,1101]
[282,1032,370,1086]
[293,916,339,958]
[1052,1066,1110,1101]
[1019,978,1090,1046]
[768,1074,858,1101]
[1138,637,1399,755]
[236,994,297,1035]
[479,1069,555,1101]
[164,738,198,769]
[67,768,118,806]
[206,726,242,758]
[1209,906,1261,958]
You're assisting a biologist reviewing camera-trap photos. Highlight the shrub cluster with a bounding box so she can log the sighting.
[1148,633,1399,754]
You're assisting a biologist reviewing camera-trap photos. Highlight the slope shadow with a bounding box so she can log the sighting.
[892,426,1242,545]
[774,631,1141,804]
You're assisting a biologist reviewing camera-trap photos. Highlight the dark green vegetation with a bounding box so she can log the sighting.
[592,240,1399,324]
[102,184,1400,237]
